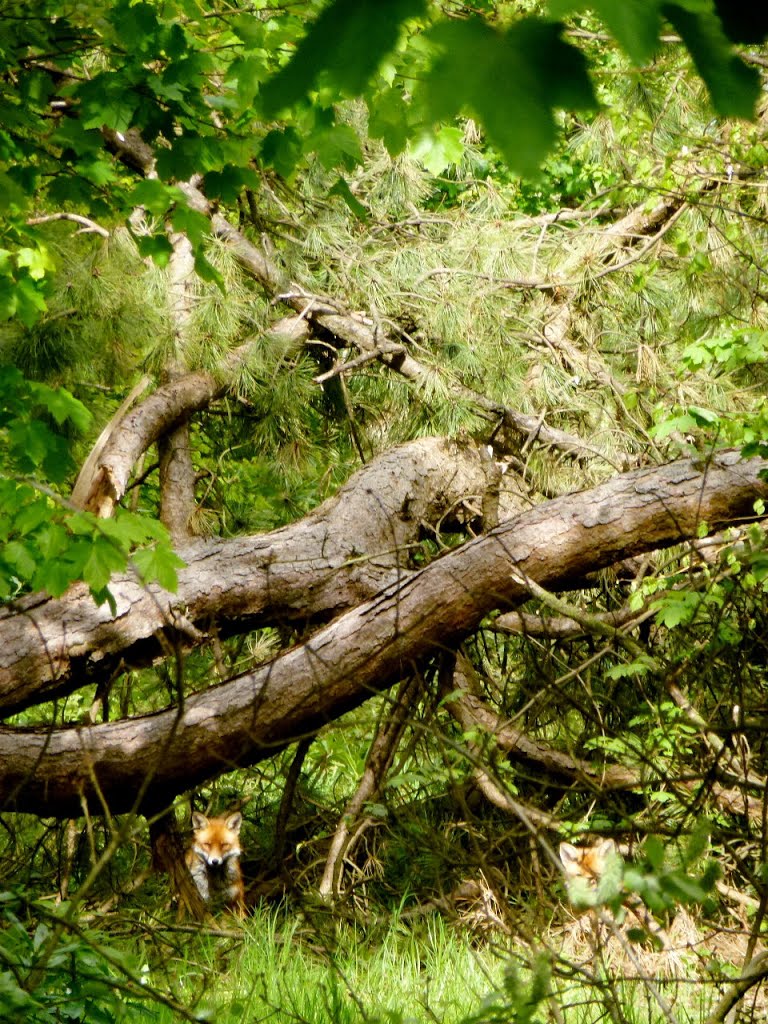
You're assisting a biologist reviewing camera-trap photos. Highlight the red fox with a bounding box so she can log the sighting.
[559,838,617,893]
[559,839,673,957]
[185,811,246,918]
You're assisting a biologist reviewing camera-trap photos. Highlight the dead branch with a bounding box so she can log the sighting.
[1,449,765,817]
[0,437,496,712]
[319,676,420,899]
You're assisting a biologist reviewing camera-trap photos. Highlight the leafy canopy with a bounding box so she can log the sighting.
[0,0,764,327]
[0,0,765,605]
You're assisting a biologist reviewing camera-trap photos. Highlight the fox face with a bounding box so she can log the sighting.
[559,838,671,952]
[186,811,245,916]
[190,811,242,866]
[559,838,617,890]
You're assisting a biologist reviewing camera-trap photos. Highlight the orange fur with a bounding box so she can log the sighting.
[559,838,617,888]
[185,811,245,917]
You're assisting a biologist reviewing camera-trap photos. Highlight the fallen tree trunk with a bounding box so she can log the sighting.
[0,437,501,714]
[1,449,764,817]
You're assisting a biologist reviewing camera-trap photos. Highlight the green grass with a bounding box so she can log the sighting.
[138,906,737,1024]
[148,909,509,1024]
[2,892,746,1024]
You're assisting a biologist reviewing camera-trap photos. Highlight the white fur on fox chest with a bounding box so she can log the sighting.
[186,810,244,910]
[188,840,241,903]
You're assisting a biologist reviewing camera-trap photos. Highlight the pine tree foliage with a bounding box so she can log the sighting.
[2,3,768,1020]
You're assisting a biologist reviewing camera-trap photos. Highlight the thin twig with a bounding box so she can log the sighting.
[27,212,110,237]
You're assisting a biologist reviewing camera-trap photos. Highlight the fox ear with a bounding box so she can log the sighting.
[596,838,617,858]
[191,812,208,830]
[559,842,580,871]
[226,811,242,833]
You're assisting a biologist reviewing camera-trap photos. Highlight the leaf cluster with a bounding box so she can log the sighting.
[0,366,183,604]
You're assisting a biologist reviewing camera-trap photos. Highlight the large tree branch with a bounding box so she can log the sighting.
[2,449,765,818]
[0,437,501,714]
[158,227,199,542]
[72,316,309,517]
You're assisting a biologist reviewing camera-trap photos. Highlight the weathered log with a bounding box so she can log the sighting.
[1,449,764,817]
[0,437,500,714]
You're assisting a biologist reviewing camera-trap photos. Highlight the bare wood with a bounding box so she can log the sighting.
[704,951,768,1024]
[494,604,647,639]
[0,437,496,713]
[73,316,308,519]
[27,213,110,238]
[1,449,765,817]
[159,228,199,542]
[319,676,419,898]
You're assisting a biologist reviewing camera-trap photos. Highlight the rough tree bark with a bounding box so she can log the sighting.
[0,437,507,713]
[1,448,764,818]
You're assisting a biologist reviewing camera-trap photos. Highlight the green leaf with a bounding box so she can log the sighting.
[260,128,303,179]
[171,205,211,247]
[13,276,48,326]
[663,3,760,118]
[83,537,128,592]
[368,89,414,156]
[34,561,75,598]
[684,817,711,864]
[328,177,369,221]
[89,585,117,614]
[643,835,666,871]
[7,420,55,471]
[78,75,138,133]
[0,277,18,321]
[132,544,185,591]
[231,14,266,49]
[605,657,653,679]
[41,435,74,483]
[32,383,92,432]
[194,251,225,292]
[310,121,363,171]
[155,136,227,180]
[410,126,465,175]
[16,245,52,281]
[424,18,597,176]
[660,871,708,904]
[260,0,427,115]
[549,0,664,64]
[652,590,700,628]
[650,406,719,438]
[0,971,40,1012]
[111,0,162,54]
[134,233,174,267]
[34,523,69,560]
[128,179,181,216]
[204,165,260,203]
[13,498,51,536]
[3,539,37,581]
[50,117,105,159]
[229,55,268,109]
[98,511,166,548]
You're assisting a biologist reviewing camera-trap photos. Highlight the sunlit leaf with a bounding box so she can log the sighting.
[260,0,426,114]
[424,18,596,176]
